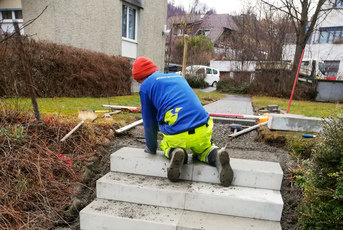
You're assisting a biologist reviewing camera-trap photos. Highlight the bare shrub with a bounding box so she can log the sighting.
[0,38,132,98]
[248,70,316,100]
[0,101,111,229]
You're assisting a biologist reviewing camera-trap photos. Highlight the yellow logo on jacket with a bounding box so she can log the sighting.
[164,107,182,125]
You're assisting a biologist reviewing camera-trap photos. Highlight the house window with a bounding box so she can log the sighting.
[1,11,12,20]
[318,27,343,44]
[197,29,210,36]
[14,10,22,19]
[122,4,137,40]
[0,10,23,20]
[335,0,343,8]
[324,61,340,78]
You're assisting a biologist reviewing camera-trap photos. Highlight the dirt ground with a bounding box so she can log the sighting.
[104,122,302,230]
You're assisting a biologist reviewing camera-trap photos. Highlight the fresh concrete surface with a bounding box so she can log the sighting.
[204,95,254,115]
[268,113,323,132]
[80,199,282,230]
[111,147,283,190]
[97,172,283,221]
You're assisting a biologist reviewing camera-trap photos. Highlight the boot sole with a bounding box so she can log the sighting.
[218,149,234,187]
[167,148,184,182]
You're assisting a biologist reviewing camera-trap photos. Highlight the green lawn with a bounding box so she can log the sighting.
[252,96,343,117]
[1,90,225,118]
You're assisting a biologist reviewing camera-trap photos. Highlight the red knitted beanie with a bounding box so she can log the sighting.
[132,57,159,81]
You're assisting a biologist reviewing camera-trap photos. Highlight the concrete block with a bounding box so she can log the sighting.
[178,210,282,230]
[184,183,283,221]
[80,199,181,230]
[96,172,283,221]
[192,158,283,190]
[111,147,283,190]
[268,113,323,132]
[267,105,279,111]
[80,199,281,230]
[212,117,257,126]
[97,172,188,209]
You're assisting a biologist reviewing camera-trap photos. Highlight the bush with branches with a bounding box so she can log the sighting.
[0,36,132,98]
[298,116,343,229]
[0,102,112,229]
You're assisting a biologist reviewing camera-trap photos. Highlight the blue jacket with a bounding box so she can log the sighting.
[139,71,209,153]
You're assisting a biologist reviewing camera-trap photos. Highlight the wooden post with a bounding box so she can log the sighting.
[181,35,188,77]
[13,21,41,122]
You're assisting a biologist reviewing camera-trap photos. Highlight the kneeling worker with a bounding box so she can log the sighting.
[132,57,233,187]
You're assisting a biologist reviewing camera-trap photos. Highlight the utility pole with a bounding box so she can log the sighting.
[13,21,41,122]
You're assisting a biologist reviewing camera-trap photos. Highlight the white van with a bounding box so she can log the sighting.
[185,65,221,87]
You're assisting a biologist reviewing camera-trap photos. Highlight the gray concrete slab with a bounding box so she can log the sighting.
[268,114,324,133]
[80,199,282,230]
[110,147,283,190]
[204,95,254,115]
[97,172,283,221]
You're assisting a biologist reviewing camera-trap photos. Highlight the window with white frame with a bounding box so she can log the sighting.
[122,4,137,40]
[0,10,23,20]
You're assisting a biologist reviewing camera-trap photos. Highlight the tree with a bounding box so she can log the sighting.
[260,0,330,74]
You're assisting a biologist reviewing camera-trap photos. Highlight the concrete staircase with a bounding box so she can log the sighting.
[80,147,284,230]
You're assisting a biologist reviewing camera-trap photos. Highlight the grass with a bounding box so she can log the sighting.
[1,90,225,121]
[252,96,343,117]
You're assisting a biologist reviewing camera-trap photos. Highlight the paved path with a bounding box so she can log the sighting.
[204,94,254,115]
[197,87,216,93]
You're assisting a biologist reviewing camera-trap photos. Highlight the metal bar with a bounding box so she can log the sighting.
[115,119,143,134]
[229,121,268,138]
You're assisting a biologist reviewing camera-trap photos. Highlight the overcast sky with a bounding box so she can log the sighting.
[169,0,259,15]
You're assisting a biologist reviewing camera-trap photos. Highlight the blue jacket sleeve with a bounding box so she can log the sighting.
[139,91,158,154]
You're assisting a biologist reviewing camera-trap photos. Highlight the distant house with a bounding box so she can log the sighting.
[0,0,23,34]
[283,0,343,80]
[168,13,237,55]
[21,0,168,70]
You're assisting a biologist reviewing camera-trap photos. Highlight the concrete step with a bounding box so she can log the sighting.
[268,113,323,132]
[97,172,283,221]
[80,199,282,230]
[111,147,283,190]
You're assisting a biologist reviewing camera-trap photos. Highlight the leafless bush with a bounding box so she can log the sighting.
[0,101,111,229]
[248,70,316,100]
[0,37,132,98]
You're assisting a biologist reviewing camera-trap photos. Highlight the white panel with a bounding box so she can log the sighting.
[122,39,137,58]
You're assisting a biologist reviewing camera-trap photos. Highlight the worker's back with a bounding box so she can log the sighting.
[139,71,209,135]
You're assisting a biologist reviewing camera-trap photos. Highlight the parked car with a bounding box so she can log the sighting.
[185,65,221,87]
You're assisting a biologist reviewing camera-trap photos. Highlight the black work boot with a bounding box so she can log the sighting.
[167,148,185,182]
[208,148,234,187]
[216,148,234,187]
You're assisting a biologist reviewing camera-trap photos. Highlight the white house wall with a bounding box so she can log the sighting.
[283,2,343,77]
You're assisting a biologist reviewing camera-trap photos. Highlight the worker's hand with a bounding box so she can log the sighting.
[144,146,156,154]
